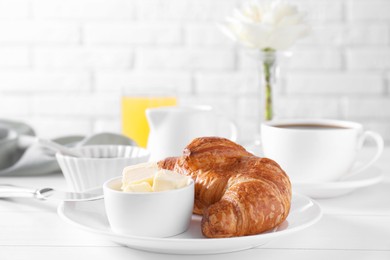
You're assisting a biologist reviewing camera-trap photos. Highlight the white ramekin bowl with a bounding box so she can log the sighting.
[56,145,150,192]
[103,176,194,238]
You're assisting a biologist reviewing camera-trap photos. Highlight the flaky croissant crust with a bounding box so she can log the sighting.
[158,137,291,238]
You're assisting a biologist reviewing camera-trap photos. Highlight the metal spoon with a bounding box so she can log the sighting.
[0,184,103,201]
[18,135,84,157]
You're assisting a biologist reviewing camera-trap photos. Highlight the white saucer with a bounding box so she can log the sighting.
[293,166,383,199]
[58,193,322,255]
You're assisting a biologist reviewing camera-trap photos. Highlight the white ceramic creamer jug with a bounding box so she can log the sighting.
[146,105,238,161]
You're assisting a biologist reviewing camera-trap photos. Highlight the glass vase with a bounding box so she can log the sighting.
[248,49,287,156]
[258,49,279,122]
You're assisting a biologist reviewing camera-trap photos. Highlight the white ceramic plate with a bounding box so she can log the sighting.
[57,193,322,255]
[293,166,383,199]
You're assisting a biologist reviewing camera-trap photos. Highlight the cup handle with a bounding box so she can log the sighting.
[217,117,238,142]
[342,131,384,180]
[227,121,238,142]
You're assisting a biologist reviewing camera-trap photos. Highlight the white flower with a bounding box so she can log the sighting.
[220,1,310,50]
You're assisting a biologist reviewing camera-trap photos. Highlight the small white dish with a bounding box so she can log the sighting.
[57,193,322,255]
[56,145,150,192]
[293,166,383,199]
[103,176,194,238]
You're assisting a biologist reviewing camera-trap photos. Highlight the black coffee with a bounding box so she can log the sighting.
[274,124,350,130]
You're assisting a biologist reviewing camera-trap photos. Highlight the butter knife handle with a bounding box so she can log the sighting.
[0,184,38,198]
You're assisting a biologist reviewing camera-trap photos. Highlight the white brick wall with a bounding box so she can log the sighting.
[0,0,389,146]
[348,0,390,21]
[0,21,80,44]
[0,71,91,92]
[84,22,182,45]
[0,47,30,68]
[33,0,135,20]
[346,49,390,70]
[285,72,384,94]
[34,47,133,69]
[96,72,192,93]
[136,48,235,71]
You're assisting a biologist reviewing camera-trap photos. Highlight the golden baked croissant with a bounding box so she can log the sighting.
[158,137,291,238]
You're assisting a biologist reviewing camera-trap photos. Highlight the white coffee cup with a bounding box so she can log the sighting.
[261,119,384,183]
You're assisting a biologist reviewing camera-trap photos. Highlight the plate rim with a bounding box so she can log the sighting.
[57,193,322,254]
[293,166,383,189]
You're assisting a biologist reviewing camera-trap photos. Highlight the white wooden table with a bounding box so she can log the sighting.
[0,148,389,260]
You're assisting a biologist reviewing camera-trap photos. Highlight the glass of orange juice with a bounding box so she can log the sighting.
[121,91,177,147]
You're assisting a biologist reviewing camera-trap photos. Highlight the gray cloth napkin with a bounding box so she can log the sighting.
[0,119,136,176]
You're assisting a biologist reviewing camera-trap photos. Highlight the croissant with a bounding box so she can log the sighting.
[158,137,291,238]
